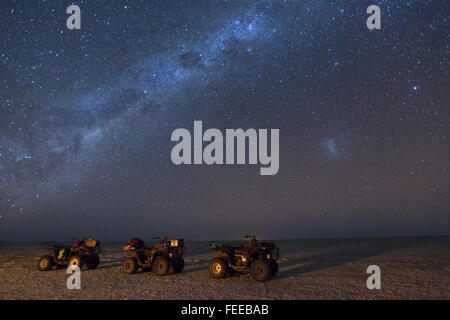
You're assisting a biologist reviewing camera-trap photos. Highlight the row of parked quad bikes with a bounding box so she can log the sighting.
[37,235,280,282]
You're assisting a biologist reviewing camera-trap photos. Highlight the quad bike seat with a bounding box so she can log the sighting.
[44,243,71,251]
[233,248,249,255]
[143,247,157,257]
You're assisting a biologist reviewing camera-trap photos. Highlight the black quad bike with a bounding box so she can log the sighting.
[122,237,185,276]
[37,238,102,271]
[208,235,280,282]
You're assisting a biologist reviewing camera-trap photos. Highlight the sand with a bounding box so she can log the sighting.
[0,236,448,300]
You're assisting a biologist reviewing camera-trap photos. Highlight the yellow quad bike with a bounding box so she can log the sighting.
[37,238,102,271]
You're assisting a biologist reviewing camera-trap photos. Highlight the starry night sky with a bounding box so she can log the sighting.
[0,0,448,241]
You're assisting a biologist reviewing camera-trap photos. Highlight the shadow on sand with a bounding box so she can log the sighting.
[96,258,124,270]
[274,237,428,280]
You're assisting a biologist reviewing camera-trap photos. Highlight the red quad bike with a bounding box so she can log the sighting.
[37,238,102,271]
[208,235,280,282]
[122,237,185,276]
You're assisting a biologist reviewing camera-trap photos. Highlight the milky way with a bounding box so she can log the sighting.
[0,1,448,240]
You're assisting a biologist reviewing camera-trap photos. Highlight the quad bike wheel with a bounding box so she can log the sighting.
[153,257,169,276]
[250,259,271,282]
[87,254,100,269]
[67,255,84,269]
[270,260,278,276]
[208,258,228,279]
[37,255,54,271]
[123,257,138,274]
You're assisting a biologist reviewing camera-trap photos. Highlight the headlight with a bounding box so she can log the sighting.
[266,254,271,259]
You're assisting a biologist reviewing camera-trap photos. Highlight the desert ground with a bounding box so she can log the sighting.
[0,236,448,299]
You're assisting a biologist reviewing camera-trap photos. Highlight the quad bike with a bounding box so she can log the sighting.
[122,237,185,276]
[37,238,102,271]
[208,235,280,282]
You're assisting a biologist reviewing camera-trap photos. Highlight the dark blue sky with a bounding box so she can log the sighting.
[0,0,448,240]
